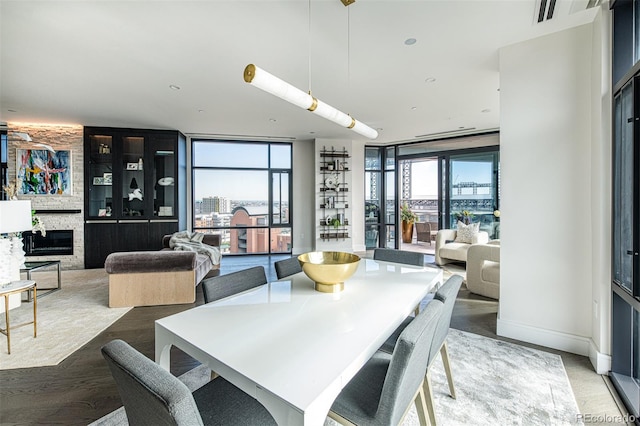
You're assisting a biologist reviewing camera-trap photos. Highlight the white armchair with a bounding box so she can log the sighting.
[466,241,500,299]
[435,229,489,266]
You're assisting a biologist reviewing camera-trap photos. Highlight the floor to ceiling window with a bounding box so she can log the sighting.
[447,151,500,238]
[612,75,640,423]
[191,140,292,255]
[396,134,500,247]
[364,146,396,249]
[366,134,499,251]
[610,1,640,419]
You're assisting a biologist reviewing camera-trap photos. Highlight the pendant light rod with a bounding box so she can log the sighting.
[243,64,378,139]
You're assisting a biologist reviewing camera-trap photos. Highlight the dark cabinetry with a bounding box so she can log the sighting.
[84,127,186,268]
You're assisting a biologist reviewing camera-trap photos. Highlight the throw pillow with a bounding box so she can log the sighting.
[454,221,479,243]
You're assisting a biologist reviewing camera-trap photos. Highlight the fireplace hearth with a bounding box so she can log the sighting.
[23,230,73,256]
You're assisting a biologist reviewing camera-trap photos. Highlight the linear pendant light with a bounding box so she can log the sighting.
[243,64,378,139]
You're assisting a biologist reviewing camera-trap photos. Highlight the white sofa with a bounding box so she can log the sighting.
[435,229,489,266]
[466,241,500,299]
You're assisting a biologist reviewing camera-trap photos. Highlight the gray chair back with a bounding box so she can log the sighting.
[101,339,204,425]
[429,274,464,364]
[274,257,303,279]
[202,266,267,304]
[377,299,444,425]
[373,248,424,267]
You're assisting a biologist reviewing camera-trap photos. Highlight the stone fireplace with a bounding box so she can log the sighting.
[6,123,84,269]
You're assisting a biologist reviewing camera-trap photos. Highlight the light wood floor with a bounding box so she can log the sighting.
[0,253,628,425]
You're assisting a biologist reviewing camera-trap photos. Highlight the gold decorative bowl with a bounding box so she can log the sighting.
[297,251,361,293]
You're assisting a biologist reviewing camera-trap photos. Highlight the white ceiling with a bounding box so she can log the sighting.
[0,0,599,145]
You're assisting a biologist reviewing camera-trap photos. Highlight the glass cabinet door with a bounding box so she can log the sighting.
[87,134,114,218]
[151,136,176,218]
[122,136,145,217]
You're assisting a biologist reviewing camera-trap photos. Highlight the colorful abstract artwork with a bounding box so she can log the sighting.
[16,149,72,195]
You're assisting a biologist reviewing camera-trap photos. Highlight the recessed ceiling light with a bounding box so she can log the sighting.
[198,109,205,113]
[404,38,417,46]
[425,77,436,83]
[169,84,181,90]
[411,106,417,111]
[269,118,277,122]
[481,109,491,113]
[7,109,16,113]
[309,131,315,134]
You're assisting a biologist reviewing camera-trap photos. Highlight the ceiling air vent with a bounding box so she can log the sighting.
[414,127,477,139]
[536,0,557,23]
[569,0,602,14]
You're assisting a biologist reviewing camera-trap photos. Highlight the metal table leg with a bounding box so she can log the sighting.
[24,261,62,302]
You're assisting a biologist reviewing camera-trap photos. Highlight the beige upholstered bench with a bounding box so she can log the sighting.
[104,234,220,308]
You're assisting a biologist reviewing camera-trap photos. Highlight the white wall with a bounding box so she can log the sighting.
[589,8,612,373]
[498,18,611,371]
[350,141,366,252]
[292,139,315,254]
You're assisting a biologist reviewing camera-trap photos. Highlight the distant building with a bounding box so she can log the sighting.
[194,213,233,254]
[195,212,232,229]
[229,206,290,254]
[201,196,229,214]
[230,206,267,254]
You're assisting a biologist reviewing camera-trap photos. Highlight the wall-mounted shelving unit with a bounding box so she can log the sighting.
[319,146,350,241]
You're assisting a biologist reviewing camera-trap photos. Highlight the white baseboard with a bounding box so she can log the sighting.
[496,318,590,356]
[589,340,611,374]
[352,244,367,253]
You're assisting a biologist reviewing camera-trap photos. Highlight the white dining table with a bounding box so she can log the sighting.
[155,258,443,426]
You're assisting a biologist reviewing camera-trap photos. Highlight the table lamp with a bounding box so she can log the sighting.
[0,200,33,285]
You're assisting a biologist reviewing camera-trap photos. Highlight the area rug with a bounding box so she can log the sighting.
[91,329,581,426]
[0,269,131,370]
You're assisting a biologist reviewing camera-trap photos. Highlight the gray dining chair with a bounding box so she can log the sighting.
[201,266,267,304]
[101,339,276,426]
[328,299,445,426]
[373,248,427,316]
[378,274,464,425]
[373,248,424,267]
[274,256,303,279]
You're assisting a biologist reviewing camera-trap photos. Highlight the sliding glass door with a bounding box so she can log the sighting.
[395,143,500,251]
